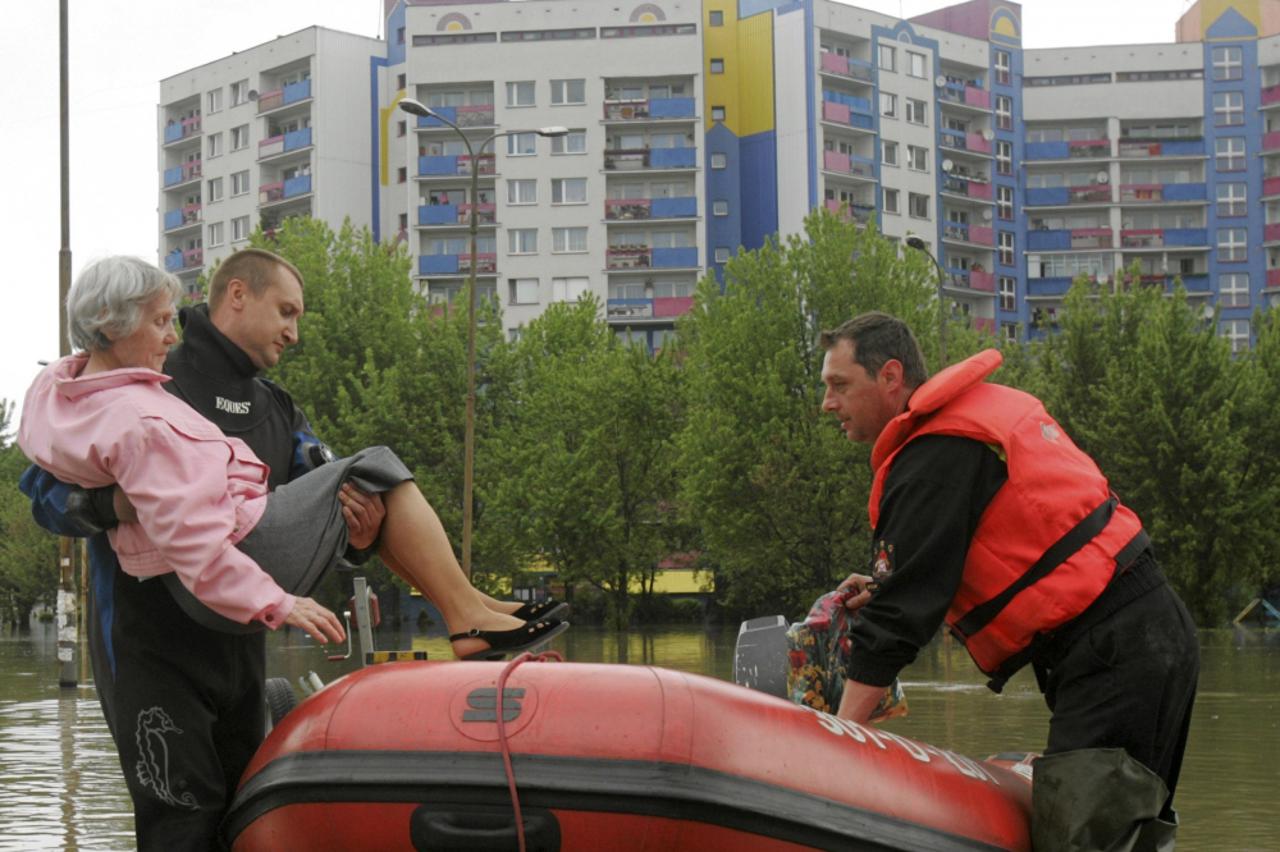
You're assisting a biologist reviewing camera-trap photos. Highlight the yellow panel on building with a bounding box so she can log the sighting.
[703,0,775,138]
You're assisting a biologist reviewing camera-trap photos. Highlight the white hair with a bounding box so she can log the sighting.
[66,256,183,352]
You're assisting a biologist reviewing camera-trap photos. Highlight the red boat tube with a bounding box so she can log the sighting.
[226,661,1031,851]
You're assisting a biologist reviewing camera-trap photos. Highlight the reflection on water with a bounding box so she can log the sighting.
[1,621,1275,850]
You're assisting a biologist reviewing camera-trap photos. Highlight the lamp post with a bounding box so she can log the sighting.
[398,97,566,578]
[905,234,949,366]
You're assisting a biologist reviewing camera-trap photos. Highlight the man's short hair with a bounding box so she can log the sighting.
[207,248,303,311]
[819,312,929,387]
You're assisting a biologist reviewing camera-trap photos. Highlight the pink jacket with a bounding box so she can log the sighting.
[19,354,295,628]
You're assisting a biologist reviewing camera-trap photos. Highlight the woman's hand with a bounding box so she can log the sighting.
[284,597,346,645]
[339,484,385,550]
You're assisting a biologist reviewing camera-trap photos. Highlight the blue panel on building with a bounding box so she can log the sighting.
[740,130,778,253]
[284,175,312,198]
[1206,8,1258,38]
[419,204,458,226]
[284,128,312,151]
[420,107,457,127]
[653,247,699,268]
[1026,187,1069,206]
[652,196,697,218]
[1164,228,1208,246]
[1027,277,1072,297]
[163,209,183,230]
[164,252,184,272]
[283,79,311,105]
[705,123,743,281]
[163,123,183,144]
[1025,141,1070,160]
[1179,274,1210,292]
[1027,230,1071,250]
[1163,138,1204,156]
[651,147,697,168]
[420,155,460,175]
[650,97,696,118]
[387,0,407,67]
[1163,183,1206,201]
[163,166,184,187]
[420,254,459,275]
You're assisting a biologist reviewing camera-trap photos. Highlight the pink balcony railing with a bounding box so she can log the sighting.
[1119,184,1162,202]
[603,99,650,121]
[1268,268,1280,287]
[965,132,992,154]
[181,115,201,135]
[964,87,990,109]
[258,135,285,158]
[606,198,652,220]
[1069,185,1112,203]
[968,225,995,246]
[974,317,996,334]
[1264,84,1280,107]
[653,296,695,318]
[1121,229,1164,248]
[182,247,203,268]
[821,52,848,75]
[607,246,652,269]
[969,271,996,292]
[1069,139,1110,158]
[1265,132,1280,152]
[259,181,285,204]
[1264,176,1280,197]
[257,90,285,113]
[822,101,851,125]
[1265,223,1280,243]
[967,181,993,200]
[824,150,850,173]
[1072,227,1112,249]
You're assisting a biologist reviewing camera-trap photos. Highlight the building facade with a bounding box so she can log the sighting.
[158,1,1280,349]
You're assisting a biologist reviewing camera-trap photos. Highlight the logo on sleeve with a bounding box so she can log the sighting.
[215,396,252,415]
[872,540,895,584]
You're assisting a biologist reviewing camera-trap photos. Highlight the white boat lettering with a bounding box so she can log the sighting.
[808,708,1000,782]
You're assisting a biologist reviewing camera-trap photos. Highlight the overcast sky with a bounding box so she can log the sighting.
[0,0,1191,429]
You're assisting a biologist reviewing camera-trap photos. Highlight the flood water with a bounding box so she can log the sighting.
[0,620,1275,850]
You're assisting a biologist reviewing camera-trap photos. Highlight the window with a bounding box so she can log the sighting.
[1219,273,1250,307]
[508,179,538,205]
[905,98,927,125]
[907,144,928,171]
[907,51,927,79]
[231,216,250,242]
[712,200,729,216]
[551,178,587,204]
[396,73,406,89]
[505,27,598,42]
[709,10,724,26]
[880,92,897,119]
[711,105,726,121]
[207,133,223,159]
[230,79,249,106]
[1002,322,1018,342]
[550,79,586,104]
[996,140,1013,176]
[414,32,498,46]
[999,276,1016,311]
[552,227,588,252]
[1217,227,1247,262]
[508,228,538,254]
[996,95,1013,130]
[1212,46,1243,81]
[908,192,929,219]
[882,140,899,166]
[1217,183,1246,217]
[207,177,223,203]
[396,120,406,138]
[396,27,406,46]
[1214,92,1244,126]
[994,50,1011,85]
[506,81,535,107]
[999,231,1015,266]
[551,130,587,154]
[883,187,900,214]
[710,152,727,169]
[997,185,1014,221]
[207,222,224,247]
[206,88,222,114]
[552,276,589,302]
[397,166,407,184]
[1215,137,1245,172]
[508,132,537,156]
[879,44,896,72]
[714,247,731,263]
[710,58,725,74]
[509,278,539,304]
[1221,318,1250,353]
[231,171,249,196]
[231,125,249,151]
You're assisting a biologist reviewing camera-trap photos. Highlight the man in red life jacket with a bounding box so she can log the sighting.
[819,312,1198,851]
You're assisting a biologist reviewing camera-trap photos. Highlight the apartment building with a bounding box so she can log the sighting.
[158,27,383,296]
[161,1,1280,350]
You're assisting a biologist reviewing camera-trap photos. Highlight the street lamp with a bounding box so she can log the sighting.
[905,234,949,366]
[398,97,567,578]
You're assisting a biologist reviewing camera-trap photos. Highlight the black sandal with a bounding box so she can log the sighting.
[450,619,570,661]
[512,599,570,622]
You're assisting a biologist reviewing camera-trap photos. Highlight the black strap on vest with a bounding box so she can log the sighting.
[952,496,1119,642]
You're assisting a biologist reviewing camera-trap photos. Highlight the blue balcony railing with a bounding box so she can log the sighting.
[651,196,697,218]
[650,147,697,169]
[419,204,459,226]
[1162,183,1207,202]
[1164,228,1208,246]
[649,97,696,119]
[1025,187,1070,206]
[652,247,698,268]
[1027,277,1074,297]
[1027,230,1072,250]
[283,79,311,105]
[283,174,312,198]
[163,209,184,230]
[1025,141,1071,160]
[283,128,312,151]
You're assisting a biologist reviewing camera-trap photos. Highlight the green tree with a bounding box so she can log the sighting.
[0,402,57,627]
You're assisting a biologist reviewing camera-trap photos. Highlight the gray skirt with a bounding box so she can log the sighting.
[163,445,414,633]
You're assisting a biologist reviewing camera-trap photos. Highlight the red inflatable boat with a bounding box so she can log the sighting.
[226,660,1032,851]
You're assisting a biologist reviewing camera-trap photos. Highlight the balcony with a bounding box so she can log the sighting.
[940,130,992,155]
[416,104,496,129]
[1024,139,1110,161]
[417,203,497,226]
[938,82,991,110]
[1264,132,1280,154]
[1025,185,1112,206]
[1027,227,1113,250]
[257,79,312,113]
[1267,268,1280,288]
[604,197,697,220]
[604,147,696,171]
[1027,277,1075,297]
[258,128,313,160]
[418,153,496,177]
[1117,138,1205,159]
[1118,183,1206,203]
[942,175,993,201]
[418,253,497,276]
[163,247,203,273]
[603,97,696,121]
[822,150,876,180]
[259,175,312,205]
[1118,272,1210,293]
[605,246,699,270]
[163,115,202,145]
[1263,83,1280,107]
[1264,176,1280,198]
[163,203,202,232]
[606,296,695,321]
[819,99,874,131]
[947,269,996,291]
[943,223,994,246]
[822,199,875,225]
[1119,228,1208,248]
[1265,223,1280,243]
[163,160,202,188]
[818,52,874,83]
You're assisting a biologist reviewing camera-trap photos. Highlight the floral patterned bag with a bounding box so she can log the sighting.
[785,590,907,722]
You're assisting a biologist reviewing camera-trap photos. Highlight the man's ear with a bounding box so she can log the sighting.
[225,277,248,311]
[879,358,905,391]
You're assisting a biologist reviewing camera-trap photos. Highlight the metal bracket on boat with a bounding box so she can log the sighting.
[353,576,377,665]
[325,611,354,662]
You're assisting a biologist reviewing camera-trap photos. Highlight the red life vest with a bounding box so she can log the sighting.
[868,350,1145,683]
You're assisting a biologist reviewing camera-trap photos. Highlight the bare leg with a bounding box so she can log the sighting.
[377,483,527,658]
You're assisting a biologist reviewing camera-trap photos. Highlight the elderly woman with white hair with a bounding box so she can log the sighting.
[19,255,567,660]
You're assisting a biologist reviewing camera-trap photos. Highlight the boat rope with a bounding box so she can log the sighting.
[496,649,564,852]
